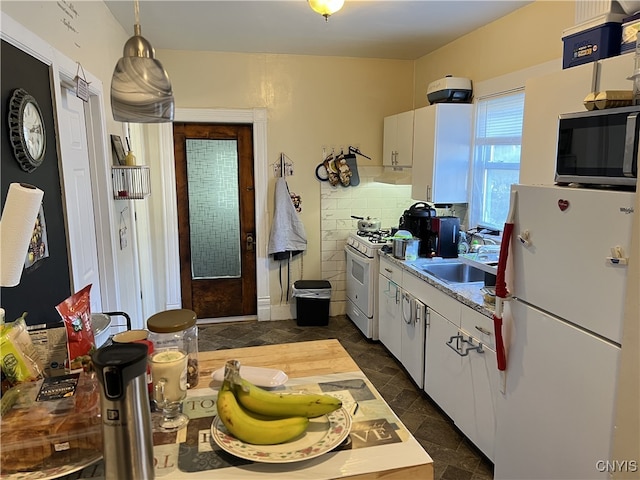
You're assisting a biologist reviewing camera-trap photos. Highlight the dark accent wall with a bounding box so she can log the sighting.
[1,40,71,326]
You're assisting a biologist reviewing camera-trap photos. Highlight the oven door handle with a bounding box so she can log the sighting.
[345,245,374,262]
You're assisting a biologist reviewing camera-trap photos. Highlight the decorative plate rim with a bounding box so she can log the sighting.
[211,406,352,463]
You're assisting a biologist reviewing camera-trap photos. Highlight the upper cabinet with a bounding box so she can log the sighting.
[383,110,414,167]
[519,62,596,185]
[411,103,472,204]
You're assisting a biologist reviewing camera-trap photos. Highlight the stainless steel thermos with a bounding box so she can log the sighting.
[93,343,155,480]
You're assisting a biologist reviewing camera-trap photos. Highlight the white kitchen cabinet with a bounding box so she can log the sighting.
[423,306,461,420]
[399,290,426,388]
[378,270,402,360]
[383,110,414,167]
[598,53,634,90]
[411,103,472,203]
[519,62,596,185]
[403,267,498,460]
[456,327,498,462]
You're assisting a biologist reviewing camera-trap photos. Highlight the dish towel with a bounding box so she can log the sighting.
[268,177,307,260]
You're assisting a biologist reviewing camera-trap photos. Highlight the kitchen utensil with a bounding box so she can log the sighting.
[93,343,155,480]
[351,215,381,232]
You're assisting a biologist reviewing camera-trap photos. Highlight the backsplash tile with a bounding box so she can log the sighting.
[321,166,413,315]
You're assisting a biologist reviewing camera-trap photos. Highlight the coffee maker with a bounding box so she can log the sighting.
[431,216,460,258]
[399,202,437,257]
[399,202,460,258]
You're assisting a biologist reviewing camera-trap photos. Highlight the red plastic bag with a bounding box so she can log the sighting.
[55,285,95,371]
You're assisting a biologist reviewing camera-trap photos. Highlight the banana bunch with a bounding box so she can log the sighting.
[215,360,342,445]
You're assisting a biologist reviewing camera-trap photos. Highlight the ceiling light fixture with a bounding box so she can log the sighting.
[110,0,174,123]
[308,0,345,21]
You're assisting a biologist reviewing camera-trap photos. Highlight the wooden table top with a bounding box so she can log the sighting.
[193,339,434,480]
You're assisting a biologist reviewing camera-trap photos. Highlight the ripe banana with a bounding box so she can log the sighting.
[216,383,309,445]
[234,378,342,418]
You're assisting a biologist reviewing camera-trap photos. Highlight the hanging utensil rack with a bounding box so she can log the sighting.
[273,153,294,177]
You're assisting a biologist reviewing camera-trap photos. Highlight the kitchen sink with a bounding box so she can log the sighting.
[420,262,485,284]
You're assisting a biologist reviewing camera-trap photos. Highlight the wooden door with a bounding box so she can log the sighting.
[173,123,256,319]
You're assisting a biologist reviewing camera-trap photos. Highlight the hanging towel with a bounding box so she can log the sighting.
[268,177,307,260]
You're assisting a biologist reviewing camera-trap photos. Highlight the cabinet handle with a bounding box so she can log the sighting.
[426,185,432,202]
[446,335,464,356]
[384,268,393,273]
[446,334,485,357]
[425,309,430,327]
[475,325,492,336]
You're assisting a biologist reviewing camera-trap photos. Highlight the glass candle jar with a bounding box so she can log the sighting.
[146,309,199,388]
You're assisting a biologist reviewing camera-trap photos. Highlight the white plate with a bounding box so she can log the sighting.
[211,366,288,387]
[211,407,351,463]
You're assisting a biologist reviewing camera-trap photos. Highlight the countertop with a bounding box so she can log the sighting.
[379,251,495,319]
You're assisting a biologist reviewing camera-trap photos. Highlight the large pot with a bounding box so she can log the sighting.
[351,215,381,232]
[393,237,420,260]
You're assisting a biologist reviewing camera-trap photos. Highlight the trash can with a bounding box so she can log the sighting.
[292,280,332,326]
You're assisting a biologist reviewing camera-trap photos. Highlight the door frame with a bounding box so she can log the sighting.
[158,108,270,321]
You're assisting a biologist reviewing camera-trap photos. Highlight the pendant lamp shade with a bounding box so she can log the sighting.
[111,3,174,123]
[308,0,345,20]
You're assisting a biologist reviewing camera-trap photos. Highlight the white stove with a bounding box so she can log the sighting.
[346,230,392,258]
[344,230,392,340]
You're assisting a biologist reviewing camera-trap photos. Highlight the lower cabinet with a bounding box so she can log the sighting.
[380,262,499,461]
[378,272,402,360]
[424,308,460,420]
[414,272,497,462]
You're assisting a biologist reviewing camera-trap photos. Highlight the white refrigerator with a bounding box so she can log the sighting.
[494,184,636,480]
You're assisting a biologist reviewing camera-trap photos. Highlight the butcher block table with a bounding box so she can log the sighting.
[161,339,435,480]
[59,339,433,480]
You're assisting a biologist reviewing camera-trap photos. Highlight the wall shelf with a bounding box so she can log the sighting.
[111,166,151,200]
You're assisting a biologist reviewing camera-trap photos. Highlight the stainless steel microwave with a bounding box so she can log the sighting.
[555,105,639,187]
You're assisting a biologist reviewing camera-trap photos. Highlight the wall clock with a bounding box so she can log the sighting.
[8,88,46,172]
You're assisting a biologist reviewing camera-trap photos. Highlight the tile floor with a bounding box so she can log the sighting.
[198,315,494,480]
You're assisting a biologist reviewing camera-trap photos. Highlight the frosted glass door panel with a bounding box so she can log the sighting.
[186,139,240,279]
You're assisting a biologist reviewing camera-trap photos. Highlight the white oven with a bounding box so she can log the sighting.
[344,231,390,340]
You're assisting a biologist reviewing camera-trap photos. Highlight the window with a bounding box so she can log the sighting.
[469,91,525,231]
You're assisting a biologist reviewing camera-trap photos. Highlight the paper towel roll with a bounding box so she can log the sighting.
[0,183,44,287]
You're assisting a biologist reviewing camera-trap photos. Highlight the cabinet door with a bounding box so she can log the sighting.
[411,104,471,203]
[383,111,414,167]
[598,54,634,90]
[395,110,414,167]
[424,308,461,419]
[456,337,498,461]
[378,273,402,359]
[519,62,596,185]
[382,115,397,166]
[400,294,425,388]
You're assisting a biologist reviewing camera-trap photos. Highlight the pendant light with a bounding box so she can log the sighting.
[308,0,345,21]
[110,0,174,123]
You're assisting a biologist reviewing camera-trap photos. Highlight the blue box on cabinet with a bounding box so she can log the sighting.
[562,21,622,69]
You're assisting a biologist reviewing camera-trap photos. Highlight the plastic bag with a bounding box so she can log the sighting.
[0,313,45,384]
[55,285,96,372]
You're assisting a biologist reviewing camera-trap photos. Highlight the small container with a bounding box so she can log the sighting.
[147,309,199,388]
[562,14,624,69]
